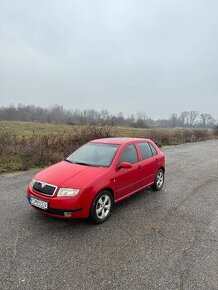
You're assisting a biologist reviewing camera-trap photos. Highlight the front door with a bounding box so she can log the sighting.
[114,144,141,201]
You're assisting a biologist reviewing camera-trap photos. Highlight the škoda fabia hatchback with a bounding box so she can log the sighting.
[27,138,165,223]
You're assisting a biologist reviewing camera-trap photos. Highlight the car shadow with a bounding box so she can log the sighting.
[25,186,160,231]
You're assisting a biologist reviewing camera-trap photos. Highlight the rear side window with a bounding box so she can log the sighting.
[149,143,157,156]
[138,142,153,159]
[119,144,138,164]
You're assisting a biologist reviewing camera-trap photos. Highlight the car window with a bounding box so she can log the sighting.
[149,143,157,156]
[138,142,153,159]
[119,144,138,164]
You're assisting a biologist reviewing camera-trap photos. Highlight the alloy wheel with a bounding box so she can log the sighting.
[156,171,164,189]
[95,194,112,220]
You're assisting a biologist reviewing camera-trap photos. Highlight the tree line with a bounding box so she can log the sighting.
[0,104,216,128]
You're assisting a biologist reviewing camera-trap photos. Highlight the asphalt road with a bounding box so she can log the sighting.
[0,140,218,290]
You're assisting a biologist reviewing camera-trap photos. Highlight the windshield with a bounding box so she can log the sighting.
[66,143,120,167]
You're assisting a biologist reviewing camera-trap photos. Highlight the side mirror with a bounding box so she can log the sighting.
[118,162,132,169]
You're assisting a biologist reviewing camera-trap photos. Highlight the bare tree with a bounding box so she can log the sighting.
[169,113,178,127]
[187,111,199,127]
[199,113,215,127]
[179,111,189,127]
[134,112,149,128]
[0,104,216,129]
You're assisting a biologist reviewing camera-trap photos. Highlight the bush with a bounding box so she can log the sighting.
[0,126,214,174]
[214,124,218,136]
[0,126,112,173]
[144,128,211,146]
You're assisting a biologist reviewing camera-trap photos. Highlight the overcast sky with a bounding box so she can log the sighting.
[0,0,218,120]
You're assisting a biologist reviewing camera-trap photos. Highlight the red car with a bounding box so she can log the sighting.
[27,138,165,223]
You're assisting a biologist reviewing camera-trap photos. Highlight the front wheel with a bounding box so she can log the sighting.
[90,190,113,224]
[152,169,164,191]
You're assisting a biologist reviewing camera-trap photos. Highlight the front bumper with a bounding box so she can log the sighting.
[26,186,87,219]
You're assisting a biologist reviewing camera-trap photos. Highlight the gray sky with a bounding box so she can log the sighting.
[1,0,218,120]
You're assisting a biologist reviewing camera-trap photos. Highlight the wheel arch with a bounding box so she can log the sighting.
[97,187,115,202]
[89,186,114,209]
[89,187,114,223]
[159,166,165,173]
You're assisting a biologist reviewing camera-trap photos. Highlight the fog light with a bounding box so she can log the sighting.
[64,211,72,217]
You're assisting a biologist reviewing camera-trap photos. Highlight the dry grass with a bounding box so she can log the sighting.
[0,121,216,174]
[0,125,112,173]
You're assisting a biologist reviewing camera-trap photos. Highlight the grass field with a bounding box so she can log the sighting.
[0,120,185,138]
[0,120,216,174]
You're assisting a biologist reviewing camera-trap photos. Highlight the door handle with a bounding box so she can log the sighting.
[138,165,142,169]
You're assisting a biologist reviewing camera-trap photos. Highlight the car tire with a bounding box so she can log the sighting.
[90,190,113,224]
[152,169,164,191]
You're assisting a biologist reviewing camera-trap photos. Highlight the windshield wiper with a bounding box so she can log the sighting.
[65,160,98,167]
[65,159,73,163]
[73,162,91,166]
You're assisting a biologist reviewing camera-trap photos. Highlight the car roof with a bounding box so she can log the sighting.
[91,137,152,145]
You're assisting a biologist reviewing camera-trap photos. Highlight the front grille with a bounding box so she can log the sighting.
[33,181,57,196]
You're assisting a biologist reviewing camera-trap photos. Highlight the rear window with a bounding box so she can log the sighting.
[149,143,157,156]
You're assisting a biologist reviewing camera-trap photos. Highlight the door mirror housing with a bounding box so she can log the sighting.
[118,162,132,169]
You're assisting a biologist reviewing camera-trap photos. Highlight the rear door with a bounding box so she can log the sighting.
[137,142,159,186]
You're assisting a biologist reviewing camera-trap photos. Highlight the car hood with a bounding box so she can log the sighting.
[35,161,108,188]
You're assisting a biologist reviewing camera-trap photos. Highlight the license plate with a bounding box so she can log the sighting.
[29,197,48,210]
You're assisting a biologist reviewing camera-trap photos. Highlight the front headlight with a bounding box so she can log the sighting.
[57,188,80,197]
[30,178,36,188]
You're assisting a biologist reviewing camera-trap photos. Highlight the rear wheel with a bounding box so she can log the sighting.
[90,190,113,224]
[152,169,164,191]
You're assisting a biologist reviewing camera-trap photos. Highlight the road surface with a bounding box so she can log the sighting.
[0,140,218,290]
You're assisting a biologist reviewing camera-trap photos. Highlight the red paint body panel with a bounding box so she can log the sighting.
[26,138,165,219]
[35,161,108,188]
